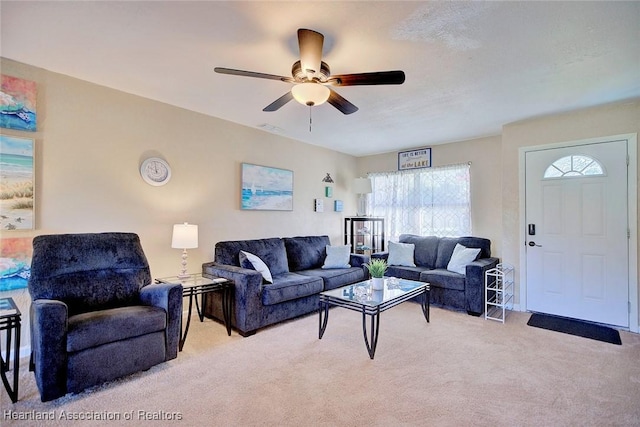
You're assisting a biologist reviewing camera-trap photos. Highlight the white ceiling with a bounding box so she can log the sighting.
[2,1,639,157]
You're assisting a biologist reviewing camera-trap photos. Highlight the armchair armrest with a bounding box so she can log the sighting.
[465,257,499,314]
[140,282,183,360]
[202,261,264,335]
[30,299,68,402]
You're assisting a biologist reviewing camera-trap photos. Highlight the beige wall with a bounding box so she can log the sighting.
[356,135,503,257]
[2,57,639,354]
[501,100,640,329]
[0,58,361,352]
[358,99,640,331]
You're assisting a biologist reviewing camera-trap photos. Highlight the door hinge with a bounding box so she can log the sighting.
[629,301,632,313]
[629,229,631,239]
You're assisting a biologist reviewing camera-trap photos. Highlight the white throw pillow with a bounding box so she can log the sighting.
[239,250,273,283]
[447,243,481,274]
[322,245,351,269]
[387,241,416,267]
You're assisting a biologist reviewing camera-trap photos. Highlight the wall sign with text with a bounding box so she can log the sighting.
[398,148,432,170]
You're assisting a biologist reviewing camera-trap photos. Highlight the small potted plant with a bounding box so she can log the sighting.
[365,258,387,290]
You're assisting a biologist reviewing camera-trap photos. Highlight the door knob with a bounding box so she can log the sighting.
[528,241,541,247]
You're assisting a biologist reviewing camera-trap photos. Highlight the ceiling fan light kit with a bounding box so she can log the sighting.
[215,28,405,116]
[291,83,330,106]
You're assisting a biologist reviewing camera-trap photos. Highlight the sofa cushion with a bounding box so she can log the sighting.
[261,273,324,306]
[67,305,167,353]
[297,267,366,291]
[283,236,331,271]
[240,251,274,283]
[215,238,289,276]
[457,237,492,259]
[420,269,466,291]
[387,241,416,267]
[399,234,439,268]
[386,265,431,282]
[322,245,351,269]
[434,237,460,269]
[447,244,481,274]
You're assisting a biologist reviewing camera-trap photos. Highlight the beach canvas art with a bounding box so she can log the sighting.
[241,163,293,211]
[0,237,32,291]
[0,75,37,132]
[0,135,34,230]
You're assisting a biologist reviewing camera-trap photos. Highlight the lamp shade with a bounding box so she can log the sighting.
[171,223,198,249]
[291,83,330,106]
[353,177,372,194]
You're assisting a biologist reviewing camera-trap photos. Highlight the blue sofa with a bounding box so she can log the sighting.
[202,235,368,336]
[373,235,498,316]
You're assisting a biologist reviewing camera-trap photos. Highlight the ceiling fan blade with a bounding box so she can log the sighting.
[327,89,358,115]
[263,91,294,112]
[328,70,405,86]
[215,67,293,83]
[297,28,324,76]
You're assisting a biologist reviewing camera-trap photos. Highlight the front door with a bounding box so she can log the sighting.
[525,140,629,327]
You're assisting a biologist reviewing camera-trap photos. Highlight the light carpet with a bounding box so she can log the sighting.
[2,304,640,426]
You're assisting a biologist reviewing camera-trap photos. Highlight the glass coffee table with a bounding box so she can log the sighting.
[319,278,429,359]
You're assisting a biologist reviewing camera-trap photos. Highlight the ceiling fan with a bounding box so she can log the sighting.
[214,28,405,115]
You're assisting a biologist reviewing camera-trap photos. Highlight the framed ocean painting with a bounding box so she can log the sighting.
[241,163,293,211]
[0,75,37,132]
[0,237,32,291]
[0,135,34,230]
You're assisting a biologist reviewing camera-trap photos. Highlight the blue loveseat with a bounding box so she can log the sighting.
[373,235,498,316]
[202,235,368,336]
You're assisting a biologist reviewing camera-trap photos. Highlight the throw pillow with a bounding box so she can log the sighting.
[322,245,351,269]
[239,251,273,284]
[387,241,416,267]
[446,243,481,274]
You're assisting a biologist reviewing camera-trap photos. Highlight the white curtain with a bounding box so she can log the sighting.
[368,163,471,241]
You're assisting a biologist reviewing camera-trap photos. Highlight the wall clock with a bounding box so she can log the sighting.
[140,157,172,186]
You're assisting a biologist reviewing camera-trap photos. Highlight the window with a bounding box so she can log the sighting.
[543,155,604,178]
[368,163,471,241]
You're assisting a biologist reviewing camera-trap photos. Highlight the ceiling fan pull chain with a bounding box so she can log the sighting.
[309,106,312,132]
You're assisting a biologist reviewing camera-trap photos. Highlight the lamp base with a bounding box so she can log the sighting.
[356,194,368,217]
[177,249,190,279]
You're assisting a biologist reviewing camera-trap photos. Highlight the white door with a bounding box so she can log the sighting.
[525,140,629,327]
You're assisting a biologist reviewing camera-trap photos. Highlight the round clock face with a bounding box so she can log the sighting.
[140,157,171,186]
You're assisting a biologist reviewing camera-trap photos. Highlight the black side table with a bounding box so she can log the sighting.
[156,274,232,351]
[0,297,21,403]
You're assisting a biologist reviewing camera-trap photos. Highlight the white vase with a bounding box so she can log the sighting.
[371,277,385,290]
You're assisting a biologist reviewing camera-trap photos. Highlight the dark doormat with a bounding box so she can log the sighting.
[527,313,622,345]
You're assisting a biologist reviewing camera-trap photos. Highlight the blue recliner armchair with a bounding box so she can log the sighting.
[28,232,182,402]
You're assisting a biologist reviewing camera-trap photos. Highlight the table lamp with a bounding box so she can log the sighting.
[171,222,198,278]
[353,177,372,216]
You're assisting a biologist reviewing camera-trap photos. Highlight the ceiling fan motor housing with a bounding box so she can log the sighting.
[292,60,331,83]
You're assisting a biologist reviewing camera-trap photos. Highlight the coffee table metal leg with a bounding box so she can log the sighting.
[318,302,329,339]
[221,285,232,336]
[362,307,380,359]
[421,289,430,322]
